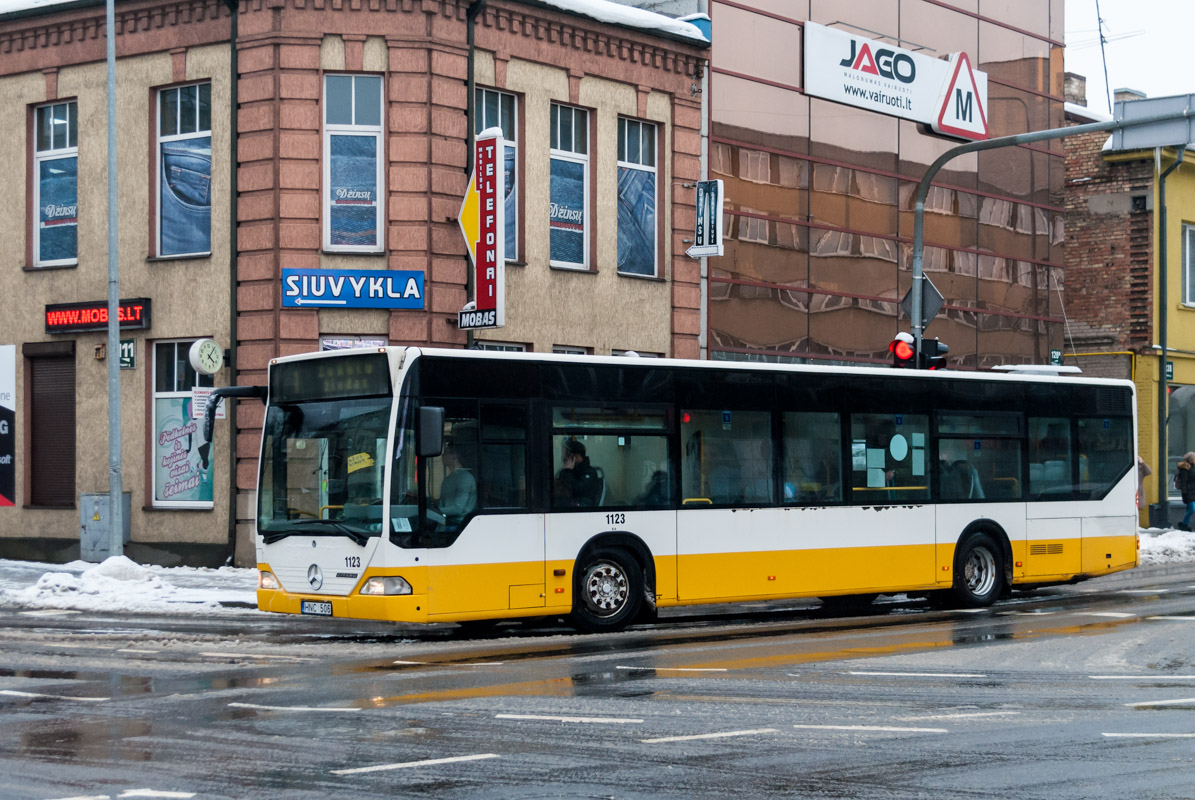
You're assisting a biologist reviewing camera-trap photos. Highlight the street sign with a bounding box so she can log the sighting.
[1167,361,1175,381]
[900,276,944,332]
[281,268,425,309]
[1110,94,1195,151]
[458,127,506,330]
[1050,349,1062,366]
[932,52,989,140]
[687,179,724,258]
[118,339,135,370]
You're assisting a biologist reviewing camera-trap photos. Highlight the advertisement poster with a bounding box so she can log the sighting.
[39,156,77,263]
[549,157,585,265]
[328,134,378,247]
[155,396,213,505]
[504,144,517,261]
[616,167,656,275]
[0,345,13,507]
[160,135,211,256]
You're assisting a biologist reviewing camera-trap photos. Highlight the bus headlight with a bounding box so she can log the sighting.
[259,570,280,590]
[360,576,412,596]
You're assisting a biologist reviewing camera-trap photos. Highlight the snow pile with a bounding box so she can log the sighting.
[1139,528,1195,565]
[0,556,257,615]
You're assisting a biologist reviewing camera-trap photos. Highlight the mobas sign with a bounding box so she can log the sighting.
[804,22,988,140]
[45,298,152,334]
[457,127,506,330]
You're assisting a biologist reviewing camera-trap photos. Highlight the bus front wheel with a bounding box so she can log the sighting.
[951,532,1004,608]
[570,548,644,633]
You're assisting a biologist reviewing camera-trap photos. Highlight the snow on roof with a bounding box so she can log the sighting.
[1065,102,1112,123]
[517,0,708,44]
[2,0,711,45]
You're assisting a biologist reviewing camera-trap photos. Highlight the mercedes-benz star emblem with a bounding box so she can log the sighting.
[307,564,324,591]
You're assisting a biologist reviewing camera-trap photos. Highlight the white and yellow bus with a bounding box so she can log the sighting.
[221,346,1139,633]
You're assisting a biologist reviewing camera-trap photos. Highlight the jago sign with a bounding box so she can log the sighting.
[804,22,988,140]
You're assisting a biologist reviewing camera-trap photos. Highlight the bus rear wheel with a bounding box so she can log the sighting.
[570,548,643,634]
[951,532,1004,608]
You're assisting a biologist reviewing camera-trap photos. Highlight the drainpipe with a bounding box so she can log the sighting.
[224,0,239,563]
[463,0,486,350]
[1153,146,1184,528]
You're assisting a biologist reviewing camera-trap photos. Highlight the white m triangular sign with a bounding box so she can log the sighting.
[933,52,988,140]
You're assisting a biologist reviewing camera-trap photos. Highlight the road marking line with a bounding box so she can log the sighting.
[496,713,643,724]
[1118,589,1170,594]
[229,702,361,712]
[617,666,728,673]
[847,671,987,678]
[1126,697,1195,707]
[896,711,1020,721]
[392,660,504,667]
[954,608,989,613]
[640,728,778,744]
[47,795,109,800]
[1103,732,1195,738]
[118,791,197,798]
[331,753,499,775]
[997,611,1056,616]
[118,649,160,654]
[792,724,948,734]
[1091,675,1195,681]
[198,652,313,662]
[18,609,82,617]
[1075,612,1136,618]
[0,690,109,702]
[1147,616,1195,621]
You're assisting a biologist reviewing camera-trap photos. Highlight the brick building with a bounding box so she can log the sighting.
[1063,78,1195,522]
[0,0,708,565]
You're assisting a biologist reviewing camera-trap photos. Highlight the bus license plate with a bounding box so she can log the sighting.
[301,600,333,616]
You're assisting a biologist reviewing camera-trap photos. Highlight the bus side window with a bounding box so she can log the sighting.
[848,413,929,503]
[681,409,774,505]
[782,412,841,504]
[480,403,527,509]
[1029,418,1073,499]
[1077,417,1132,498]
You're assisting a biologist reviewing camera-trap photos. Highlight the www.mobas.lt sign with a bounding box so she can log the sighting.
[804,21,988,141]
[457,127,506,330]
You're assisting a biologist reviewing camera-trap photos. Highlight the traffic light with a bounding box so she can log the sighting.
[889,332,916,368]
[921,338,949,370]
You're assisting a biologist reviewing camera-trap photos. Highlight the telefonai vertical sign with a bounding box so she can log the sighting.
[457,127,506,329]
[0,345,14,507]
[803,22,988,141]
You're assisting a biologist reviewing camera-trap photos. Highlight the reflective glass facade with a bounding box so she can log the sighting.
[709,1,1065,368]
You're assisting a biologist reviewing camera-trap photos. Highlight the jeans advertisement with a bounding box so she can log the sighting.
[38,156,77,263]
[617,167,656,276]
[549,157,585,265]
[329,135,379,247]
[504,145,517,260]
[160,137,211,256]
[155,397,213,505]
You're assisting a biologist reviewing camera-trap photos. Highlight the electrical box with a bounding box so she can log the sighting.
[79,493,131,562]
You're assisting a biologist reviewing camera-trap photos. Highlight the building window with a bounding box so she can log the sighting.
[33,101,78,267]
[1185,225,1195,305]
[552,345,590,356]
[617,118,657,277]
[323,74,384,252]
[549,103,589,269]
[152,340,215,508]
[157,83,212,258]
[476,88,518,262]
[473,341,527,352]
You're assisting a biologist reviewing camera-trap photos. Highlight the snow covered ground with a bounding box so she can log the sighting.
[0,529,1191,618]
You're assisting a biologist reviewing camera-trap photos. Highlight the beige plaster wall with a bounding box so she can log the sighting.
[0,44,232,548]
[472,56,674,355]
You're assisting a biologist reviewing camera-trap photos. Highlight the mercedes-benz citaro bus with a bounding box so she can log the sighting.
[211,346,1139,633]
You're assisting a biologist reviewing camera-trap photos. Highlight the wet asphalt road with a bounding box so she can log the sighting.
[3,566,1195,799]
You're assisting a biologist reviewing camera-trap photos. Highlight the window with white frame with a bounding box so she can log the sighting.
[474,341,527,352]
[33,101,78,267]
[323,74,384,252]
[617,118,657,277]
[1185,224,1195,305]
[476,88,518,262]
[549,103,589,269]
[552,345,589,356]
[157,83,212,257]
[152,340,216,507]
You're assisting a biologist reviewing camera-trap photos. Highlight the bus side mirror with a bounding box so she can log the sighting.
[418,406,445,458]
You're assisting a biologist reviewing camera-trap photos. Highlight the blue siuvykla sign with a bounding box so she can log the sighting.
[282,269,425,309]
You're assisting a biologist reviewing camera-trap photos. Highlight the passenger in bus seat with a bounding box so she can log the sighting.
[556,439,603,507]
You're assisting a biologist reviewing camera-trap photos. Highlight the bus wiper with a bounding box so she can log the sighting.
[263,519,371,547]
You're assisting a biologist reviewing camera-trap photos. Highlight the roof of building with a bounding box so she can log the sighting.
[0,0,711,45]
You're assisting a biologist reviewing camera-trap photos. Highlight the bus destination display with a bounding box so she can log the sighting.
[271,353,391,403]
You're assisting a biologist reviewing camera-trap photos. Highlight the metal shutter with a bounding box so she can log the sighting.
[30,355,75,507]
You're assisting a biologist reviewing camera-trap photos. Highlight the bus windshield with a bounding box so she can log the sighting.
[258,396,392,541]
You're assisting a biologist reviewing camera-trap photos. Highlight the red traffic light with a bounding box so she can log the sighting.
[889,333,916,367]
